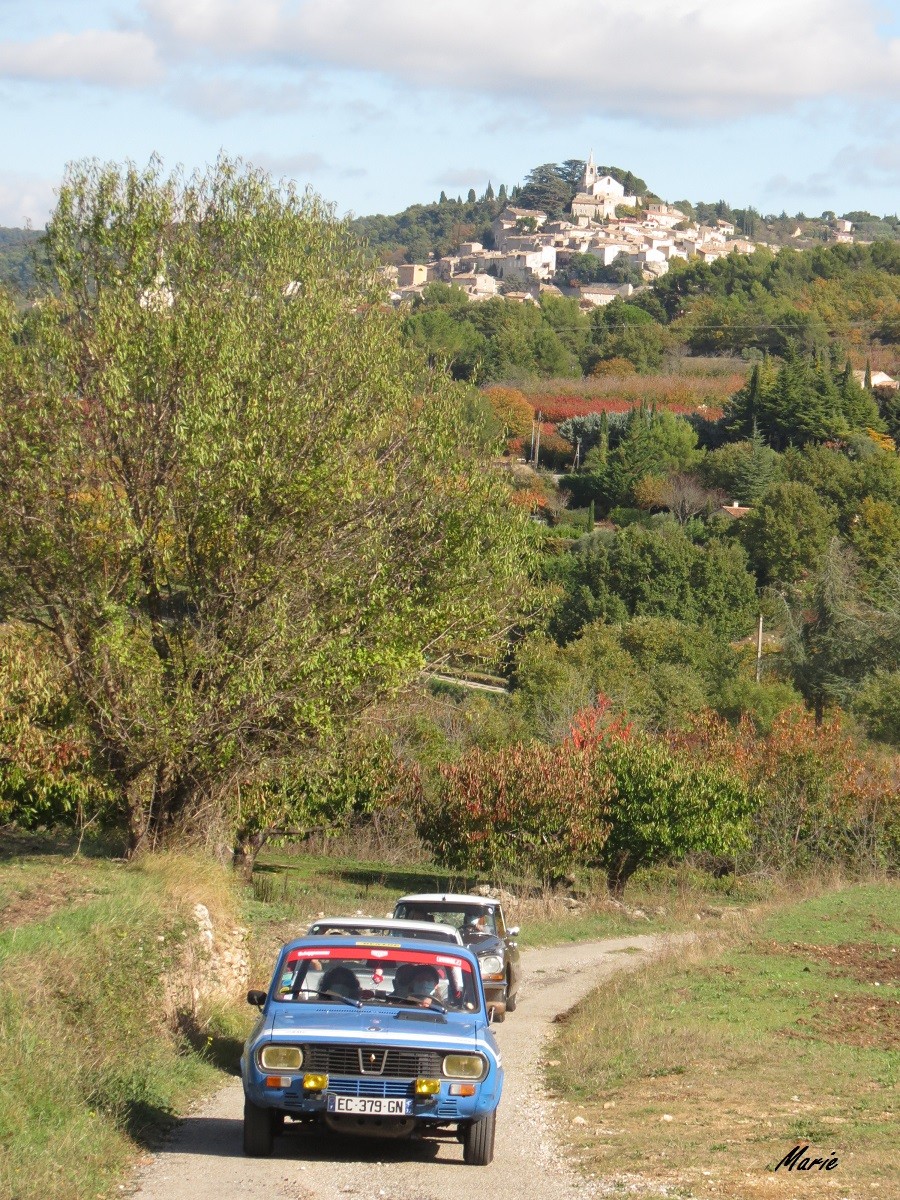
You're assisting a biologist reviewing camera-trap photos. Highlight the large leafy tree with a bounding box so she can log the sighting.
[0,157,532,854]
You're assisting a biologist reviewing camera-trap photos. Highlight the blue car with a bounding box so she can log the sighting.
[241,936,504,1165]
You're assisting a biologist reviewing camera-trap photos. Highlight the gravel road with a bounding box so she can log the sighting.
[130,934,663,1200]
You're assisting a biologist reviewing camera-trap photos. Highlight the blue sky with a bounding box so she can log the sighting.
[2,0,900,226]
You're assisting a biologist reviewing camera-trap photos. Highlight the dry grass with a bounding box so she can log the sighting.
[546,883,900,1199]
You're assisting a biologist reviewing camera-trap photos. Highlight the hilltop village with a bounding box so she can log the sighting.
[380,154,860,308]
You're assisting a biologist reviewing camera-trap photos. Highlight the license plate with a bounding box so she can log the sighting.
[326,1095,412,1116]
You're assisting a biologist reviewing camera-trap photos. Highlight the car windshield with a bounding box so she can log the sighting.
[394,903,497,937]
[274,945,479,1012]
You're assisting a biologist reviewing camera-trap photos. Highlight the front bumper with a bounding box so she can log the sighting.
[245,1074,499,1123]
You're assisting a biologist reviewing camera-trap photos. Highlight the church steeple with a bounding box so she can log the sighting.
[583,150,597,193]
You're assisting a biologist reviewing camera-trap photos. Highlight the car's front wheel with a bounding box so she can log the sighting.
[463,1109,496,1165]
[505,974,517,1012]
[243,1097,275,1157]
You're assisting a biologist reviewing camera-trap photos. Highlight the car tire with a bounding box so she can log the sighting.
[504,972,517,1012]
[463,1108,496,1166]
[243,1097,275,1157]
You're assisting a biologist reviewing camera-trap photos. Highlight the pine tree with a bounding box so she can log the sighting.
[733,421,778,504]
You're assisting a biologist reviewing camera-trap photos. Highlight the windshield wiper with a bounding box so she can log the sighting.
[288,987,362,1009]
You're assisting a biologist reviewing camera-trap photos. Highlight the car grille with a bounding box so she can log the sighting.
[302,1044,443,1078]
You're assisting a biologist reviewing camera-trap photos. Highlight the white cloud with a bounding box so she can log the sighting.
[170,74,314,118]
[0,171,56,227]
[141,0,900,121]
[0,29,162,87]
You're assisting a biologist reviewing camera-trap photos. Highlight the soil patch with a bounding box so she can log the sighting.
[773,939,900,985]
[789,992,900,1050]
[0,868,95,932]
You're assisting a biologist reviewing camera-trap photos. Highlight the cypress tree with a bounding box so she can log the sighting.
[484,180,495,201]
[864,360,873,390]
[497,184,508,203]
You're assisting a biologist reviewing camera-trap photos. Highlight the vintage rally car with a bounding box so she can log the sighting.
[241,935,503,1164]
[393,893,521,1020]
[306,916,463,946]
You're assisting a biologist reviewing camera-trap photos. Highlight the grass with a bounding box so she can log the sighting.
[546,881,900,1199]
[244,851,776,983]
[0,834,249,1200]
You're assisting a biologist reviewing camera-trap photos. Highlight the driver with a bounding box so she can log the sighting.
[407,965,442,1007]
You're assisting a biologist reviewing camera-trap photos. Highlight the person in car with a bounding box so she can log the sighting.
[318,965,361,1000]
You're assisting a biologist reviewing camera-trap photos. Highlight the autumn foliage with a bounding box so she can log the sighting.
[419,700,753,891]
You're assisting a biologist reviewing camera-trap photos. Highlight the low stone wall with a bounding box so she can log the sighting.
[163,901,250,1021]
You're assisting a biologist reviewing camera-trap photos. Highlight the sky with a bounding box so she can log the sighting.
[2,0,900,227]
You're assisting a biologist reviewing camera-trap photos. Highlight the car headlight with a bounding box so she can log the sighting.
[479,954,504,978]
[259,1044,303,1071]
[442,1054,487,1080]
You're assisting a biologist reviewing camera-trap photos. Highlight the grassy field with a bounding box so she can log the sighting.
[546,882,900,1199]
[0,835,247,1200]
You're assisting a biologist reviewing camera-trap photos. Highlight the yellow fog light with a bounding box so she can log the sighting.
[260,1044,303,1071]
[415,1077,441,1096]
[442,1054,486,1080]
[302,1073,329,1091]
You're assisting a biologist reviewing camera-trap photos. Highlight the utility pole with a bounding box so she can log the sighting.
[755,612,764,683]
[533,410,543,467]
[528,418,536,464]
[574,437,582,470]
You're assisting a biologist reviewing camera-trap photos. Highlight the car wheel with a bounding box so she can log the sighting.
[463,1109,496,1166]
[504,974,518,1012]
[243,1097,275,1157]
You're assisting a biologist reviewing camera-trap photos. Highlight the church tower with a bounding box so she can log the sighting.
[582,151,598,195]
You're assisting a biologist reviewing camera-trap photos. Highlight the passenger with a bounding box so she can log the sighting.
[318,965,361,1001]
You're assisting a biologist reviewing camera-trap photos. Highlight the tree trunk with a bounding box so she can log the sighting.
[232,829,270,884]
[606,850,639,898]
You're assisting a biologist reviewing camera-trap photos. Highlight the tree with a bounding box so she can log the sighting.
[0,157,533,855]
[732,422,779,504]
[778,542,900,723]
[740,482,834,584]
[515,163,573,218]
[595,732,753,894]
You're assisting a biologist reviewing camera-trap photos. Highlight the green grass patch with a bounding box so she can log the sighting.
[0,835,247,1200]
[546,881,899,1199]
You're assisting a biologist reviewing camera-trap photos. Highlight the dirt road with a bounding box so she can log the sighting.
[131,934,664,1200]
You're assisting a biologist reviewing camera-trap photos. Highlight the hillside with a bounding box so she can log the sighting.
[0,226,42,295]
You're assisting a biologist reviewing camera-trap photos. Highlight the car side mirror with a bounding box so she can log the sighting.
[508,926,520,938]
[247,989,267,1009]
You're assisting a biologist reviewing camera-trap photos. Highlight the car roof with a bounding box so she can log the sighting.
[306,916,462,943]
[279,935,481,966]
[395,893,501,907]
